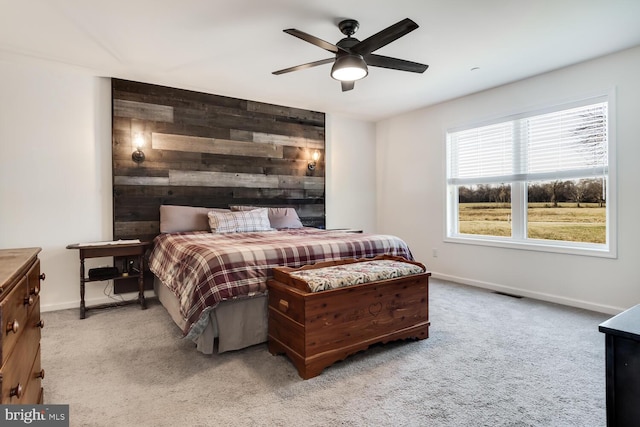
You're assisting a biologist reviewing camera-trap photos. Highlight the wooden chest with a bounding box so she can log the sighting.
[0,248,45,404]
[267,256,430,379]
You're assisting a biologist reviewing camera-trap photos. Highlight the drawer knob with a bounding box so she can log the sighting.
[31,285,40,296]
[39,273,46,281]
[36,369,45,380]
[36,319,45,329]
[278,299,289,313]
[6,320,19,334]
[10,383,22,399]
[24,296,34,306]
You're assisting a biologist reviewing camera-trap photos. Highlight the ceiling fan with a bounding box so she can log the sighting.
[273,18,429,92]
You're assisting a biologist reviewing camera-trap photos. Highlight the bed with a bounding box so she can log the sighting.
[148,205,416,354]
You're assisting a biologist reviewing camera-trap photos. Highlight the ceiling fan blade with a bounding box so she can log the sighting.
[352,18,419,55]
[341,81,355,92]
[365,54,429,73]
[272,58,335,75]
[283,29,348,54]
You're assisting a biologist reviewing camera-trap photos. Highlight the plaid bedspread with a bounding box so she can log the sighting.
[149,228,414,339]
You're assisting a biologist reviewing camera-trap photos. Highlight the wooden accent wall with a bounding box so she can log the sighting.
[112,79,325,242]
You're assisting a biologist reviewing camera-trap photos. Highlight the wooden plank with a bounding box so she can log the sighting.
[113,185,234,199]
[113,117,131,133]
[246,101,325,125]
[112,144,203,162]
[184,107,324,140]
[111,167,169,178]
[169,170,280,188]
[113,159,266,175]
[113,99,174,122]
[300,217,325,227]
[113,176,170,186]
[282,146,324,161]
[228,130,253,142]
[113,188,313,206]
[152,133,283,159]
[232,188,306,200]
[114,119,231,145]
[113,79,246,110]
[297,204,325,217]
[263,166,314,177]
[114,221,159,237]
[251,132,324,149]
[114,204,160,221]
[278,175,325,190]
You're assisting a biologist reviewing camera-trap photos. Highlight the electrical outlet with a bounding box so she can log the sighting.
[432,248,438,258]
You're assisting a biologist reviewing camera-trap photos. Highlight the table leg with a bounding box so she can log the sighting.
[138,254,146,310]
[80,257,86,319]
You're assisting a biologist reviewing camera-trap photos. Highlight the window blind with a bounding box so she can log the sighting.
[447,101,608,185]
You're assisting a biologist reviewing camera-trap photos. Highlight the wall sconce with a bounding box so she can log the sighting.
[132,133,145,163]
[308,150,321,170]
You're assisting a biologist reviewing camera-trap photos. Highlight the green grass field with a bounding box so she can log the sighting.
[458,202,606,243]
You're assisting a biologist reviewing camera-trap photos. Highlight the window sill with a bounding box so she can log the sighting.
[444,234,616,259]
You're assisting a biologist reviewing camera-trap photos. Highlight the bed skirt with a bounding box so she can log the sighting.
[153,276,268,354]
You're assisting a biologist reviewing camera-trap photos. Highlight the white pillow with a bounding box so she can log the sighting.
[208,208,273,233]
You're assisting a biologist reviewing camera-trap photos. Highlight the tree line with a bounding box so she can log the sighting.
[459,178,605,207]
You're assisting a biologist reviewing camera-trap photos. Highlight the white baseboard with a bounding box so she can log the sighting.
[431,272,623,316]
[44,276,622,317]
[41,290,155,313]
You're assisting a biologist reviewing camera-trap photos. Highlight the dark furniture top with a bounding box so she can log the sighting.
[599,304,640,340]
[65,241,150,258]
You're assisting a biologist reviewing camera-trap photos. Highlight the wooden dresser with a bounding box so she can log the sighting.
[0,247,45,404]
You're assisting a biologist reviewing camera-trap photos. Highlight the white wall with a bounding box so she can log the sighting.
[376,46,640,314]
[0,59,377,311]
[325,114,377,233]
[0,61,116,310]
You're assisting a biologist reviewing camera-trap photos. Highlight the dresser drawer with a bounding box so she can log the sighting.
[23,293,42,360]
[0,345,42,405]
[0,322,39,403]
[0,274,29,365]
[22,345,44,404]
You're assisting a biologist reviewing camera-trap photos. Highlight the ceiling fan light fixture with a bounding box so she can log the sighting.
[331,54,368,82]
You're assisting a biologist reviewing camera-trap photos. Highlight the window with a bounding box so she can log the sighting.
[446,95,615,257]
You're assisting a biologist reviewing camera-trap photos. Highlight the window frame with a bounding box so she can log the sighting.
[444,91,617,259]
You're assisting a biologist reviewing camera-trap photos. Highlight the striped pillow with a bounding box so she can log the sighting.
[208,208,273,233]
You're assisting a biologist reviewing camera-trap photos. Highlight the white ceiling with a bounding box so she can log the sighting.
[2,0,640,121]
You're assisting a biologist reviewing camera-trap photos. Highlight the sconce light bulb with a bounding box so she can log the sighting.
[308,150,320,171]
[132,133,146,163]
[134,133,145,149]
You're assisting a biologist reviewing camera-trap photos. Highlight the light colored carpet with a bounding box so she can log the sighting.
[41,279,609,427]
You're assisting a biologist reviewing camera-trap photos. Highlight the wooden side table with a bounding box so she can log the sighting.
[66,241,150,319]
